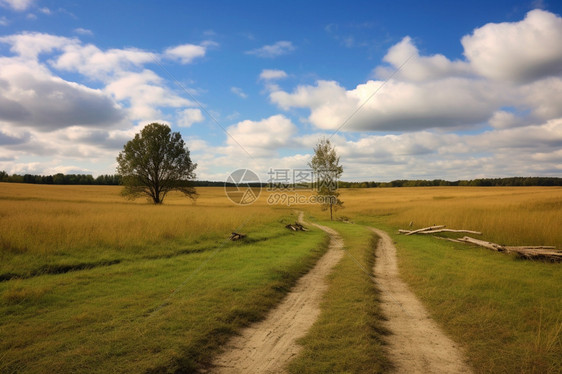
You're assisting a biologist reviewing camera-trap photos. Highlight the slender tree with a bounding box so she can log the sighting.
[308,138,343,220]
[117,123,197,204]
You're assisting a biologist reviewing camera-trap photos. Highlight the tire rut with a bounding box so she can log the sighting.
[209,213,344,374]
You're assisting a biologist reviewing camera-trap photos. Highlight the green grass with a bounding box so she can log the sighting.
[0,217,291,281]
[0,218,328,373]
[288,219,391,374]
[356,215,561,374]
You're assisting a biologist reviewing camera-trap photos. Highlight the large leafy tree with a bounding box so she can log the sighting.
[308,138,343,220]
[117,123,197,204]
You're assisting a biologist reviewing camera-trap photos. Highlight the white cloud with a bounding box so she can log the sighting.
[164,43,207,64]
[259,69,288,80]
[488,110,526,129]
[462,9,562,83]
[177,108,204,127]
[0,32,77,59]
[519,77,562,120]
[271,10,562,132]
[0,59,124,131]
[0,0,34,11]
[52,43,156,80]
[375,36,472,82]
[74,28,93,36]
[38,7,50,14]
[230,86,247,98]
[105,70,192,121]
[246,41,295,58]
[272,78,499,131]
[224,115,297,157]
[0,16,9,26]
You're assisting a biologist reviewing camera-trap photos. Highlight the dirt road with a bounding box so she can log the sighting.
[371,227,473,373]
[210,214,344,373]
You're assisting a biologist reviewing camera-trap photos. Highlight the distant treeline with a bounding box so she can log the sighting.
[1,172,561,187]
[339,177,562,188]
[0,171,122,185]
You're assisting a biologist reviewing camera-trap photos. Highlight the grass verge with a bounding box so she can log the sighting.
[377,222,561,373]
[288,220,391,373]
[0,218,328,373]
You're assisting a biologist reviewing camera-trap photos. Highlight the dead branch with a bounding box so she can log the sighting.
[417,229,483,235]
[403,225,446,236]
[457,236,506,251]
[458,236,562,261]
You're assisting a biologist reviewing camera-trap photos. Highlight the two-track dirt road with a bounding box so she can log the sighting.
[210,216,472,373]
[371,227,473,373]
[210,214,344,373]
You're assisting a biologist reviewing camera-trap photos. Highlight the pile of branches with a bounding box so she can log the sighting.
[229,232,246,241]
[399,225,561,262]
[285,222,308,231]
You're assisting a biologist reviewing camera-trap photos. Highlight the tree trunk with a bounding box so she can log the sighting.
[330,203,333,221]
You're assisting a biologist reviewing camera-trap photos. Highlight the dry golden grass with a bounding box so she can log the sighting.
[333,186,562,249]
[0,184,287,256]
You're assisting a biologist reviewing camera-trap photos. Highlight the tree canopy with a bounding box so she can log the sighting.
[116,123,197,204]
[308,138,344,220]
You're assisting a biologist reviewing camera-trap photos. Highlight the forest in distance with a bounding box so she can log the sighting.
[1,171,562,188]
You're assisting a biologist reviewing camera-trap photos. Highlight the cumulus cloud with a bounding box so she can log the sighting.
[488,110,527,129]
[259,69,288,80]
[0,126,29,145]
[374,36,472,81]
[177,108,204,127]
[164,43,206,64]
[0,0,34,11]
[105,70,191,121]
[0,59,124,131]
[52,44,156,80]
[271,78,499,131]
[0,32,76,59]
[270,10,562,133]
[462,9,562,83]
[225,115,297,157]
[246,41,295,58]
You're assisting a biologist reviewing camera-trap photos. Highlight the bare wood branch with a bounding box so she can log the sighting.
[458,236,561,261]
[404,225,446,236]
[504,246,556,250]
[457,236,506,252]
[434,236,463,243]
[417,229,483,235]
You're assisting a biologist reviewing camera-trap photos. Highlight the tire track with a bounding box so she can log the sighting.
[210,213,344,373]
[371,227,473,373]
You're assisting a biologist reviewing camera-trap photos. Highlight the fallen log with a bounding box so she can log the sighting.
[505,246,556,250]
[434,236,463,243]
[457,236,506,251]
[416,229,483,235]
[403,225,446,236]
[458,236,562,261]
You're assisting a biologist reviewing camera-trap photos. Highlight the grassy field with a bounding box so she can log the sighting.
[1,183,561,373]
[0,184,289,279]
[288,220,390,373]
[335,186,562,249]
[328,186,562,373]
[0,184,328,372]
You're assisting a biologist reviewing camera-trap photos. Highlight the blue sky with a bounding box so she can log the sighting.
[1,0,562,181]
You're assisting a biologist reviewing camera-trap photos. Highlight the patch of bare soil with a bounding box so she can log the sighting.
[371,227,473,373]
[209,214,344,373]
